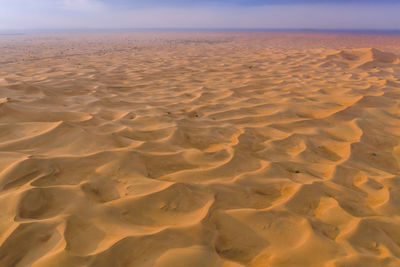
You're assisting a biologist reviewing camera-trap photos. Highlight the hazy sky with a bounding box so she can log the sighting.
[1,0,400,30]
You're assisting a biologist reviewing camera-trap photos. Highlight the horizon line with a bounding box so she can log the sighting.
[2,28,400,35]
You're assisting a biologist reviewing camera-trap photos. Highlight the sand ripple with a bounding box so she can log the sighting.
[0,32,400,266]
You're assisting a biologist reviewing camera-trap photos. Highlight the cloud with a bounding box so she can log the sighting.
[61,0,104,11]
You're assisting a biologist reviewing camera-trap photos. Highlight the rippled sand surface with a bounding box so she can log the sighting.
[1,32,400,267]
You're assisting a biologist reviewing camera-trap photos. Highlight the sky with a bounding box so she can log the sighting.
[0,0,400,30]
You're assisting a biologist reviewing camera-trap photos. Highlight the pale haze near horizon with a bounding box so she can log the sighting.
[0,0,400,31]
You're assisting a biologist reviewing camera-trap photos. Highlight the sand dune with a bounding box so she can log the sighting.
[0,32,400,266]
[324,48,399,69]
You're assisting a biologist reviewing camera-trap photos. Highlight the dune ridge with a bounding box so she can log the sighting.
[1,32,400,266]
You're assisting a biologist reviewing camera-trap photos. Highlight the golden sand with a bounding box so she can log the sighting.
[0,32,400,267]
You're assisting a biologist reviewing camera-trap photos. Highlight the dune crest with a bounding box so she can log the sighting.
[324,47,399,69]
[1,32,400,266]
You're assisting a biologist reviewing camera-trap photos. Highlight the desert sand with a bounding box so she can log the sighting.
[0,31,400,267]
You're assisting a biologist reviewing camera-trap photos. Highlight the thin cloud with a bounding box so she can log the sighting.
[61,0,104,11]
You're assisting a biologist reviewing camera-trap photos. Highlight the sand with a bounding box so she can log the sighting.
[0,31,400,267]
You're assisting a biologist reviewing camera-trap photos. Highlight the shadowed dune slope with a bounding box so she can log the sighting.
[0,32,400,267]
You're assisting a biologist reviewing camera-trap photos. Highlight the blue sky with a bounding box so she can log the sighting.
[1,0,400,30]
